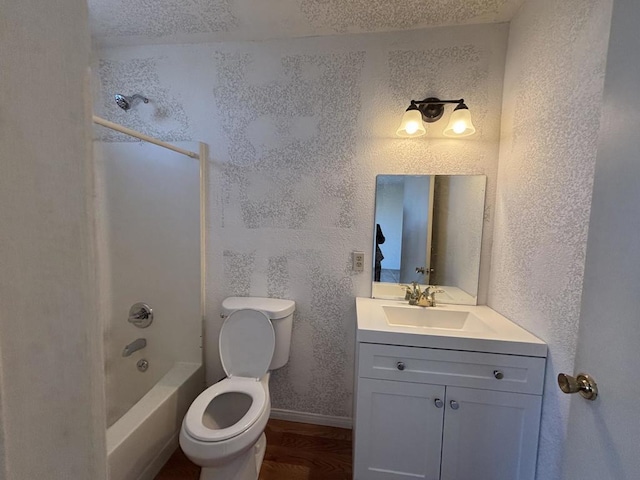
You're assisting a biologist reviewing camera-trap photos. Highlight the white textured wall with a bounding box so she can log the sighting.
[0,0,107,478]
[94,23,507,418]
[87,0,525,47]
[488,1,613,478]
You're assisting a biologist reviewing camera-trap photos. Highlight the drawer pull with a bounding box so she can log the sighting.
[449,400,460,410]
[493,370,504,380]
[396,362,406,371]
[434,398,444,408]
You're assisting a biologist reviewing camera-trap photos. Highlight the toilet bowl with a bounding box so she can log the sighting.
[180,298,295,480]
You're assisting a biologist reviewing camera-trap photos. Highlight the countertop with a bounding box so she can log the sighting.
[356,297,547,357]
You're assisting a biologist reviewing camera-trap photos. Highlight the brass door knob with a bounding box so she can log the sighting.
[558,373,598,401]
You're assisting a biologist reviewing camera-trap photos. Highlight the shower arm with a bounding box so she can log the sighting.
[130,94,149,104]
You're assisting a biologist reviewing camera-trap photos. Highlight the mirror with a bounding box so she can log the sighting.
[372,174,486,305]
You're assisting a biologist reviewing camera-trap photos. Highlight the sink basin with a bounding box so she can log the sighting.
[383,305,492,332]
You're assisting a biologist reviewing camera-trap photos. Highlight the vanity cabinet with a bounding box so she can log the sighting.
[353,343,546,480]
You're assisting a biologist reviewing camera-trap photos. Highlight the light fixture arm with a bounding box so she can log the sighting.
[407,97,466,123]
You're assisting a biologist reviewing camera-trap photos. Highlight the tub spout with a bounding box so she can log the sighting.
[122,338,147,357]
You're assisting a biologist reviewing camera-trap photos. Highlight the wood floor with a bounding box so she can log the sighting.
[154,419,353,480]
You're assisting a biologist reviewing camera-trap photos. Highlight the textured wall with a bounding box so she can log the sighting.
[0,0,107,478]
[88,0,524,46]
[95,24,508,418]
[488,1,613,478]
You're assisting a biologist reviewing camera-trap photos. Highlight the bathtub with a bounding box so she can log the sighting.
[107,362,204,480]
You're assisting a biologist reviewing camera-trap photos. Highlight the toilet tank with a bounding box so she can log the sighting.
[221,297,295,371]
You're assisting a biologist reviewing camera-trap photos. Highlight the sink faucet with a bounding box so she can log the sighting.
[122,338,147,357]
[406,282,422,305]
[406,283,445,307]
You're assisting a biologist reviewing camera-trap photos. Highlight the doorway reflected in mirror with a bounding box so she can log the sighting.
[372,175,486,305]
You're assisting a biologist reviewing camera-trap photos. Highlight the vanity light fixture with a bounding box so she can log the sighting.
[396,97,476,138]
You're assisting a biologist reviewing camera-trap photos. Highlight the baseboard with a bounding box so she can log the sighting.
[270,408,353,429]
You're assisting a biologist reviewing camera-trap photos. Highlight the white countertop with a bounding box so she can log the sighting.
[356,297,547,357]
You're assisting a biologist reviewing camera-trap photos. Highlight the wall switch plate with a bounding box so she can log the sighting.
[352,251,365,272]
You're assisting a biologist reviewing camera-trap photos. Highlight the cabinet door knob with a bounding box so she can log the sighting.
[493,370,504,380]
[434,398,444,408]
[449,400,460,410]
[396,362,405,371]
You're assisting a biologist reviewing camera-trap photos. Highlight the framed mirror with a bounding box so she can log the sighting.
[372,174,486,305]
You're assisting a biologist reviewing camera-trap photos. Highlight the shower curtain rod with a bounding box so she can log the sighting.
[92,115,199,159]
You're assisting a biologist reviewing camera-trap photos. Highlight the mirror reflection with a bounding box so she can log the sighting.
[372,174,486,305]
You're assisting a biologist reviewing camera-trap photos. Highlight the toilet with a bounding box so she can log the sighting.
[179,297,295,480]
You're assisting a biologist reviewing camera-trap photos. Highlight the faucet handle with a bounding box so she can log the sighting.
[428,288,445,307]
[400,284,412,301]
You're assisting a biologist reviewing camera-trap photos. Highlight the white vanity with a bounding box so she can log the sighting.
[353,297,547,480]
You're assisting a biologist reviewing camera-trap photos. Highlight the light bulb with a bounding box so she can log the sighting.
[405,121,420,135]
[396,109,426,137]
[452,121,466,134]
[443,105,475,137]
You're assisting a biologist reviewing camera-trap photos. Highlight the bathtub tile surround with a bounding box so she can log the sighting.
[489,0,614,478]
[94,142,202,427]
[95,24,508,421]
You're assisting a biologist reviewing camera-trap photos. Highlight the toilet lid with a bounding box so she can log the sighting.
[219,309,275,379]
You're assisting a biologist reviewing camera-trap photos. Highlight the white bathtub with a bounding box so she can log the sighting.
[107,362,204,480]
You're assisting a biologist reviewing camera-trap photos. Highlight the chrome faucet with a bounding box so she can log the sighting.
[405,283,445,307]
[406,282,422,305]
[122,338,147,357]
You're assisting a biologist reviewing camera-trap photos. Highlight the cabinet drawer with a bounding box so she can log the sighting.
[358,343,545,395]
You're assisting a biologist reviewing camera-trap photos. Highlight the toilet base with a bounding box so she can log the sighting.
[199,433,267,480]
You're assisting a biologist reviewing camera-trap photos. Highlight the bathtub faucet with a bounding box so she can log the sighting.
[122,338,147,357]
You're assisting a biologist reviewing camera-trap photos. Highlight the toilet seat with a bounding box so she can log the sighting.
[184,377,267,442]
[184,309,275,443]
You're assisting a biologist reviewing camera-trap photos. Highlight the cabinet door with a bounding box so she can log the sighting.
[440,387,542,480]
[354,378,445,480]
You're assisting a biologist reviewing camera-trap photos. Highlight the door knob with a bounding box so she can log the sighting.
[557,373,598,401]
[396,362,405,371]
[449,400,459,410]
[434,398,443,408]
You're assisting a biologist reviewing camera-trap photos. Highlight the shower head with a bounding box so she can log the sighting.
[114,94,149,111]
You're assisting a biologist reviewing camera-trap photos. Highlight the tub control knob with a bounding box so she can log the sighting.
[494,370,504,380]
[396,362,405,371]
